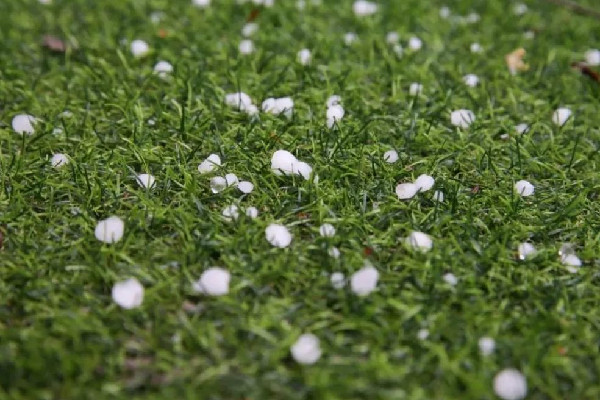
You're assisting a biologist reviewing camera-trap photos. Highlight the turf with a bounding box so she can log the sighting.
[2,0,600,399]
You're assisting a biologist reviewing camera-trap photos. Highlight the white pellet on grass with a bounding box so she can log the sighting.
[518,242,536,260]
[297,48,311,65]
[245,206,259,219]
[239,39,254,55]
[51,153,69,168]
[328,247,341,259]
[450,109,475,128]
[396,182,419,200]
[386,31,399,44]
[326,95,342,108]
[433,190,444,202]
[406,231,433,252]
[350,265,379,296]
[330,272,345,289]
[513,3,528,15]
[552,107,572,126]
[514,180,534,197]
[238,181,254,194]
[465,12,480,23]
[95,216,125,244]
[225,92,258,116]
[153,61,173,77]
[150,11,164,24]
[265,223,292,248]
[112,278,144,309]
[443,272,458,286]
[198,153,221,174]
[326,104,345,128]
[560,244,582,272]
[192,267,231,296]
[417,328,429,340]
[210,176,227,193]
[493,369,527,400]
[470,42,482,53]
[12,114,36,135]
[262,97,294,118]
[408,36,423,51]
[225,173,239,187]
[414,174,434,192]
[319,223,336,237]
[523,30,535,40]
[585,49,600,66]
[192,0,211,8]
[291,333,322,365]
[463,73,479,87]
[353,0,378,16]
[136,173,156,189]
[130,39,150,57]
[270,150,313,180]
[242,22,258,37]
[478,336,496,356]
[222,205,240,221]
[409,82,423,96]
[344,32,358,45]
[515,123,529,134]
[439,6,450,18]
[383,149,399,163]
[393,44,403,58]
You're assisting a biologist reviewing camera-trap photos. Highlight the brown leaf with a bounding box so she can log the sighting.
[571,62,600,83]
[247,8,260,22]
[505,48,529,74]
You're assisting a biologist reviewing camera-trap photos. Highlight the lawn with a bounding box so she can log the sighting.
[1,0,600,399]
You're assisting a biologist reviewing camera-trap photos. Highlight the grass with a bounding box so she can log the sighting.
[1,0,600,398]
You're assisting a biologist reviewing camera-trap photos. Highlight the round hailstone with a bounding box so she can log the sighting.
[95,216,125,244]
[439,6,450,18]
[417,328,429,340]
[552,108,572,127]
[518,242,536,260]
[136,173,156,189]
[326,95,342,108]
[326,105,345,128]
[344,32,358,45]
[406,231,433,252]
[12,114,36,135]
[465,12,480,23]
[585,49,600,66]
[265,223,292,248]
[290,333,322,365]
[52,127,63,135]
[153,60,173,77]
[478,336,496,356]
[433,190,444,202]
[408,36,423,50]
[414,174,435,192]
[225,173,239,187]
[443,272,458,286]
[193,267,231,296]
[561,253,582,273]
[515,123,529,134]
[350,265,379,296]
[238,181,254,194]
[222,205,240,221]
[386,31,399,44]
[271,149,297,175]
[225,92,254,111]
[330,272,345,289]
[393,44,403,58]
[384,149,399,163]
[239,39,254,55]
[514,180,534,197]
[493,369,527,400]
[513,3,528,15]
[210,176,227,193]
[319,223,336,237]
[112,278,144,309]
[523,31,535,40]
[353,0,378,16]
[396,182,419,200]
[198,153,221,174]
[450,109,475,128]
[51,153,69,168]
[130,39,150,57]
[297,48,311,65]
[328,247,341,259]
[463,74,479,87]
[246,206,259,219]
[409,82,423,96]
[470,42,482,53]
[242,22,258,37]
[192,0,211,8]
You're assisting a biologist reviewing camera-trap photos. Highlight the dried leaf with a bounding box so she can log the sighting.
[247,8,260,22]
[571,62,600,83]
[505,48,529,74]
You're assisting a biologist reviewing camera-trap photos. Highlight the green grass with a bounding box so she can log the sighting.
[2,0,600,398]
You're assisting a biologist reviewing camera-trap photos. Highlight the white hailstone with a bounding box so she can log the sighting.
[433,190,444,202]
[513,3,528,15]
[39,0,52,4]
[60,110,73,119]
[465,12,480,23]
[239,39,254,55]
[523,30,535,40]
[417,328,429,340]
[393,44,403,58]
[470,42,483,53]
[198,153,221,174]
[328,247,341,259]
[414,174,435,192]
[560,245,582,272]
[406,231,433,252]
[153,61,173,77]
[552,108,572,127]
[439,6,450,18]
[147,119,156,126]
[112,278,144,309]
[130,39,150,57]
[352,0,378,16]
[246,206,259,219]
[52,127,63,135]
[350,265,379,296]
[408,36,423,50]
[291,333,322,365]
[319,223,336,237]
[384,149,399,163]
[95,216,125,244]
[193,267,231,296]
[386,31,399,44]
[585,49,600,66]
[297,48,311,65]
[242,22,258,37]
[225,92,253,111]
[330,272,345,289]
[136,173,156,189]
[192,0,211,8]
[463,73,479,87]
[518,242,536,260]
[515,123,529,134]
[262,97,294,118]
[12,114,36,135]
[265,223,292,248]
[478,337,496,356]
[344,32,358,45]
[326,104,345,128]
[238,181,254,194]
[443,272,458,286]
[493,369,527,400]
[409,82,423,96]
[225,173,239,187]
[396,182,419,200]
[296,0,306,10]
[270,150,313,180]
[150,11,164,24]
[51,153,69,168]
[450,109,475,128]
[326,95,342,108]
[210,176,227,193]
[222,205,240,221]
[514,180,534,197]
